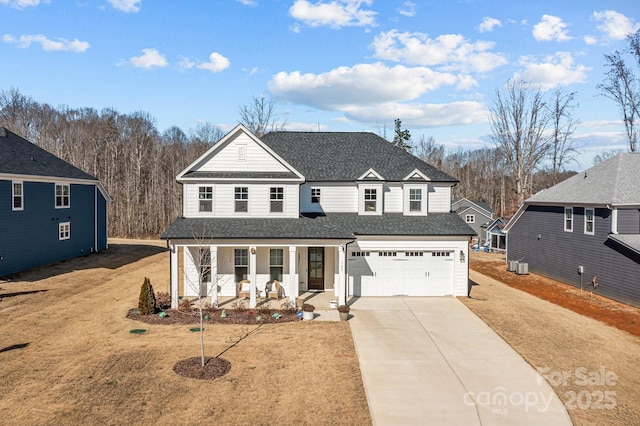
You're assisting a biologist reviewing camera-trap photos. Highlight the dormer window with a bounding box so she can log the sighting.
[364,189,377,212]
[409,189,421,212]
[311,188,320,204]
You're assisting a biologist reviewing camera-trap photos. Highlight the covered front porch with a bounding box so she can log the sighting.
[168,239,351,308]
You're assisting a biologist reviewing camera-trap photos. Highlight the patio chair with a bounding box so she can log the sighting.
[266,280,281,300]
[238,280,252,299]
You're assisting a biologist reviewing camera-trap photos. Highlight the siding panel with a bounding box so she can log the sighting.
[618,209,640,234]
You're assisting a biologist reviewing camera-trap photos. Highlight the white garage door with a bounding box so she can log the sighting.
[348,251,454,296]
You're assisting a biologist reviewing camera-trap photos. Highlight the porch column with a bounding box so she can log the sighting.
[210,245,218,306]
[170,244,179,308]
[338,244,346,305]
[249,247,257,308]
[289,246,298,304]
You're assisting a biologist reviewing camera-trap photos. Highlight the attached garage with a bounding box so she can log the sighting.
[348,249,456,297]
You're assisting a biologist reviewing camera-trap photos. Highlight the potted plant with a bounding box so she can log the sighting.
[337,304,350,321]
[301,303,315,320]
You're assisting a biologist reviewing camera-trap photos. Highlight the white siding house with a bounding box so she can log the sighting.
[162,125,474,308]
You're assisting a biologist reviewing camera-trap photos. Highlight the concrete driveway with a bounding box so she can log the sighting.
[348,297,572,425]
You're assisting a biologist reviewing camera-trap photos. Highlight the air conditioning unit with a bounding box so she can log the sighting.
[516,262,529,275]
[508,260,518,272]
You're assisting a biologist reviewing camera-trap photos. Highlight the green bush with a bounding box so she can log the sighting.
[138,277,156,315]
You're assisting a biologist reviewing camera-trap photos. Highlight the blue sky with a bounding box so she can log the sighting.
[1,0,639,170]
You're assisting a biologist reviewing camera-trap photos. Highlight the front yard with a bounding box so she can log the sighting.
[0,239,370,425]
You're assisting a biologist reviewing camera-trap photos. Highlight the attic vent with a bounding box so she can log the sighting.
[0,128,6,137]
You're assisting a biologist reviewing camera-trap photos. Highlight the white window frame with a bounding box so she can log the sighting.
[234,248,248,282]
[465,214,475,223]
[234,187,248,213]
[55,183,70,209]
[564,207,573,232]
[269,248,284,281]
[409,188,422,212]
[311,188,321,204]
[584,208,595,235]
[12,181,23,211]
[198,186,213,212]
[59,222,70,240]
[364,188,377,212]
[270,187,284,213]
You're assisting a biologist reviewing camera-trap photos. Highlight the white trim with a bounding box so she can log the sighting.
[12,180,23,211]
[269,186,285,214]
[564,206,573,232]
[0,174,112,202]
[402,168,430,181]
[452,198,492,218]
[465,214,475,223]
[584,208,595,235]
[59,222,70,240]
[55,183,70,209]
[357,168,384,181]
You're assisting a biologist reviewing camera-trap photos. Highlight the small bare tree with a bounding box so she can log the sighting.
[549,89,581,185]
[489,79,552,206]
[238,95,286,137]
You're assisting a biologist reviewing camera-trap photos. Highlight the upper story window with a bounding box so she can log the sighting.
[409,188,422,212]
[270,187,284,213]
[311,188,321,204]
[59,222,70,240]
[55,184,70,208]
[199,186,213,212]
[584,208,595,235]
[465,214,475,223]
[269,249,283,281]
[12,181,23,211]
[564,207,573,232]
[364,189,377,212]
[234,249,248,282]
[234,187,248,213]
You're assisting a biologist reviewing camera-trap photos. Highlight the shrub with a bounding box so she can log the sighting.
[302,303,315,312]
[179,298,192,311]
[155,291,171,309]
[337,304,350,313]
[138,277,156,315]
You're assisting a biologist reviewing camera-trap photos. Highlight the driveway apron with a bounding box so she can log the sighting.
[348,297,572,426]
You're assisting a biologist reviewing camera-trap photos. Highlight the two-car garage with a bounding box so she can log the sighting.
[347,249,456,297]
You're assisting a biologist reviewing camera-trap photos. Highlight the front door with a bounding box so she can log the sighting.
[308,247,324,291]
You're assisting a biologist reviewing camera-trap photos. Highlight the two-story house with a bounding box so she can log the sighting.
[0,127,111,277]
[452,198,493,244]
[504,152,640,307]
[161,125,474,308]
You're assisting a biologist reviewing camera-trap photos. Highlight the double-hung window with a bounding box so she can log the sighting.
[234,249,248,282]
[199,186,213,212]
[584,208,595,235]
[564,207,573,232]
[12,181,23,211]
[59,222,70,240]
[269,249,283,281]
[364,189,377,212]
[270,187,284,213]
[409,188,422,212]
[234,187,248,213]
[311,188,321,204]
[55,184,70,208]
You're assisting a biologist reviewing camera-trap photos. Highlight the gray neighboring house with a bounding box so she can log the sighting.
[452,198,493,243]
[485,217,507,252]
[504,153,640,307]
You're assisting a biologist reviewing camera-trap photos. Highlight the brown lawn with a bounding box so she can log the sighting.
[464,250,640,426]
[0,239,371,426]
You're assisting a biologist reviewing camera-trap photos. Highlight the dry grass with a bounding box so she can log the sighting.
[0,239,371,426]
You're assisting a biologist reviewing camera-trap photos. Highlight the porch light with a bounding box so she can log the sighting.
[250,247,256,254]
[460,250,465,263]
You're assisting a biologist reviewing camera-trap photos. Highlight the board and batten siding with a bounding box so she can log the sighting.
[617,209,640,234]
[0,179,104,277]
[198,132,289,173]
[183,183,299,218]
[508,205,640,307]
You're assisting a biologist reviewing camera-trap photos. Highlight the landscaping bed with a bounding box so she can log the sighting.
[127,307,300,325]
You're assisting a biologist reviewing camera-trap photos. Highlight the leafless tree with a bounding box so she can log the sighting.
[593,149,623,165]
[489,79,553,207]
[238,95,286,137]
[549,89,581,184]
[598,29,640,152]
[413,135,445,168]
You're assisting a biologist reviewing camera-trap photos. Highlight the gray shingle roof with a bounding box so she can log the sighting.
[608,234,640,255]
[260,131,457,182]
[182,171,300,179]
[0,127,97,181]
[161,213,475,240]
[527,153,640,205]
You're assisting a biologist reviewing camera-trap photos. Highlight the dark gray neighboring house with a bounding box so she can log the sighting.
[504,153,640,307]
[452,198,493,243]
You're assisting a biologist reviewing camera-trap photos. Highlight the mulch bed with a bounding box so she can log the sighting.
[471,259,640,338]
[173,356,232,380]
[127,307,300,325]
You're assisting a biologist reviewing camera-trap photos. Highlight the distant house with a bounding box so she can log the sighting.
[485,217,506,252]
[504,153,640,307]
[0,128,111,277]
[161,125,475,308]
[452,198,493,243]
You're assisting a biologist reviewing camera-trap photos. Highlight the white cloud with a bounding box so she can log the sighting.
[2,33,89,52]
[515,52,590,90]
[593,10,640,40]
[583,35,598,45]
[478,17,501,33]
[532,15,572,42]
[197,52,230,73]
[398,1,415,18]
[370,30,507,73]
[0,0,47,9]
[235,0,257,5]
[289,0,376,29]
[129,48,167,69]
[108,0,140,13]
[178,56,196,70]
